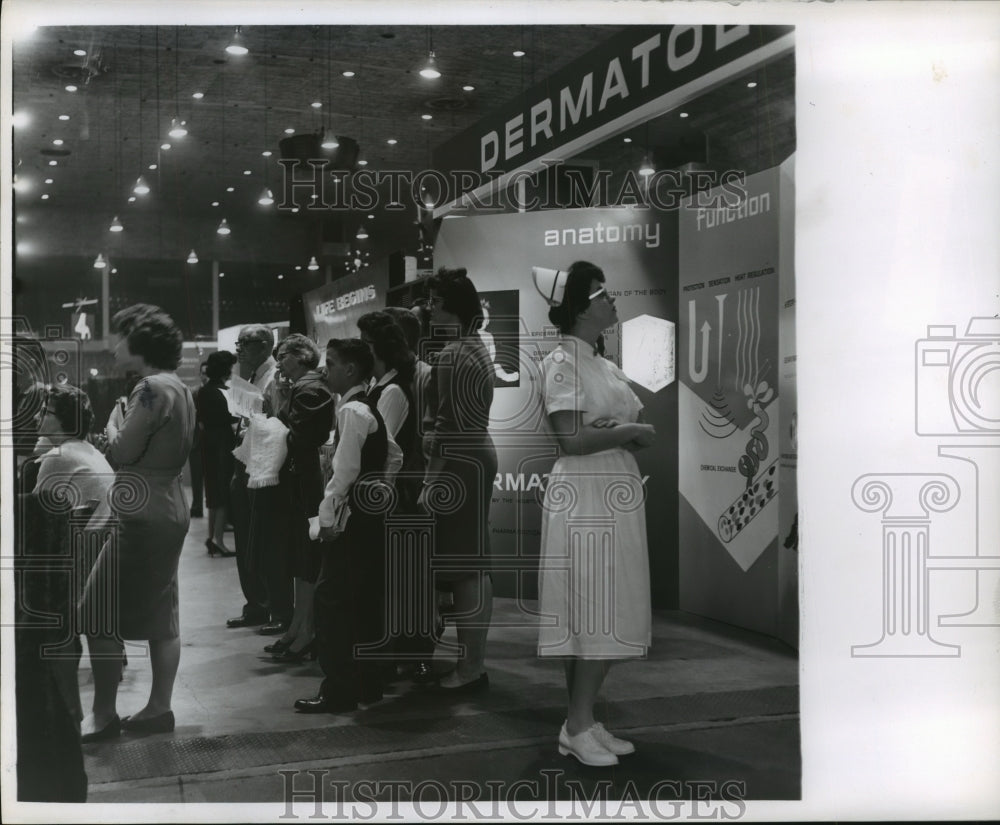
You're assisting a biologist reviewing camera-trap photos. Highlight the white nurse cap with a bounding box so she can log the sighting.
[532,267,569,307]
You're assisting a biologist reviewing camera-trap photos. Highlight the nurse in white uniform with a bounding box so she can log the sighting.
[533,262,657,767]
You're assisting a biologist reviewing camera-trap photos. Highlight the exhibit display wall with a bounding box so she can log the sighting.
[302,268,391,353]
[435,206,679,606]
[677,159,797,645]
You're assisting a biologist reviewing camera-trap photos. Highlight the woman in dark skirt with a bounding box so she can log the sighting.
[418,268,497,692]
[195,350,238,556]
[271,334,335,662]
[80,304,195,742]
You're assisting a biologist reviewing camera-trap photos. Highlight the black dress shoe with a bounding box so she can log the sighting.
[259,621,290,636]
[437,672,489,694]
[206,539,236,557]
[264,638,292,655]
[121,710,175,734]
[294,695,358,714]
[81,714,121,744]
[272,639,317,663]
[227,614,266,629]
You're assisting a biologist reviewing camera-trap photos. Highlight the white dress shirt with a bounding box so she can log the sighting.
[251,356,277,395]
[368,369,410,439]
[317,384,403,529]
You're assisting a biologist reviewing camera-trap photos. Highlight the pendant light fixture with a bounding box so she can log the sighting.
[320,129,339,150]
[187,249,199,264]
[168,117,187,138]
[168,29,188,141]
[258,33,275,207]
[133,29,150,197]
[320,31,339,152]
[638,121,655,177]
[307,256,320,271]
[109,215,124,232]
[356,224,369,240]
[225,27,248,56]
[216,218,231,235]
[93,253,107,269]
[419,28,441,79]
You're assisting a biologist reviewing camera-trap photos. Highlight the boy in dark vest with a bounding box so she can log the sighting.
[295,338,401,714]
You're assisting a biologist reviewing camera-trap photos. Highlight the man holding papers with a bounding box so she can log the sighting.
[225,325,280,631]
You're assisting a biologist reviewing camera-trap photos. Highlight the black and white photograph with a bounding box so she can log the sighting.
[1,1,997,822]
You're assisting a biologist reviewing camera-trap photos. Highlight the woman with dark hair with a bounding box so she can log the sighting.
[79,304,195,742]
[195,350,238,556]
[533,261,656,767]
[358,310,435,680]
[29,383,115,721]
[357,311,414,475]
[34,384,113,505]
[16,383,111,801]
[268,333,334,662]
[419,267,497,692]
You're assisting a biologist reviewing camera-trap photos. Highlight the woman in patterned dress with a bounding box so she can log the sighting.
[80,304,195,742]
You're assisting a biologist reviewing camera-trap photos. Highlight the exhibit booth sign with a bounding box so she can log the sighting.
[432,24,794,216]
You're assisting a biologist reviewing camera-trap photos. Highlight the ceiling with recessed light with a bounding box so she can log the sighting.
[11,24,794,334]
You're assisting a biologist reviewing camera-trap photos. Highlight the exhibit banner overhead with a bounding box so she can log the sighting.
[432,24,794,216]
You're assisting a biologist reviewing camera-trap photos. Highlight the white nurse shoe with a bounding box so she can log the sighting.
[589,722,636,755]
[558,722,619,766]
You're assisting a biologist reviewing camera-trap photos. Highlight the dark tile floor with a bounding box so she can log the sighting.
[78,513,800,807]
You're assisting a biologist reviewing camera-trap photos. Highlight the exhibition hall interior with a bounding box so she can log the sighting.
[7,21,799,810]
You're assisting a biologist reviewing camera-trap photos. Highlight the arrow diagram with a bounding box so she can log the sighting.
[715,293,727,384]
[688,300,711,384]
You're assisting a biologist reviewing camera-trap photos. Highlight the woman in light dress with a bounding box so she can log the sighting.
[535,261,656,767]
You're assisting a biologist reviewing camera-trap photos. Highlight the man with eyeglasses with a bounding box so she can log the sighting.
[225,325,279,630]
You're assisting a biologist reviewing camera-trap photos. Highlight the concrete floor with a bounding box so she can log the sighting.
[77,514,801,807]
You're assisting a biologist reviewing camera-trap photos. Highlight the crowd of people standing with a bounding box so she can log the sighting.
[14,261,657,803]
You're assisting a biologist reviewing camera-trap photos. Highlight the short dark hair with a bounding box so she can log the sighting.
[548,261,606,334]
[357,311,416,383]
[46,383,94,439]
[426,267,483,335]
[16,381,49,441]
[111,303,162,337]
[205,350,237,382]
[326,338,374,382]
[383,306,422,352]
[115,306,184,370]
[276,333,320,370]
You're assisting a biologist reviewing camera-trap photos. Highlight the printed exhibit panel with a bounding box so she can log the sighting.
[776,157,798,649]
[436,207,679,605]
[302,268,390,353]
[678,163,791,637]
